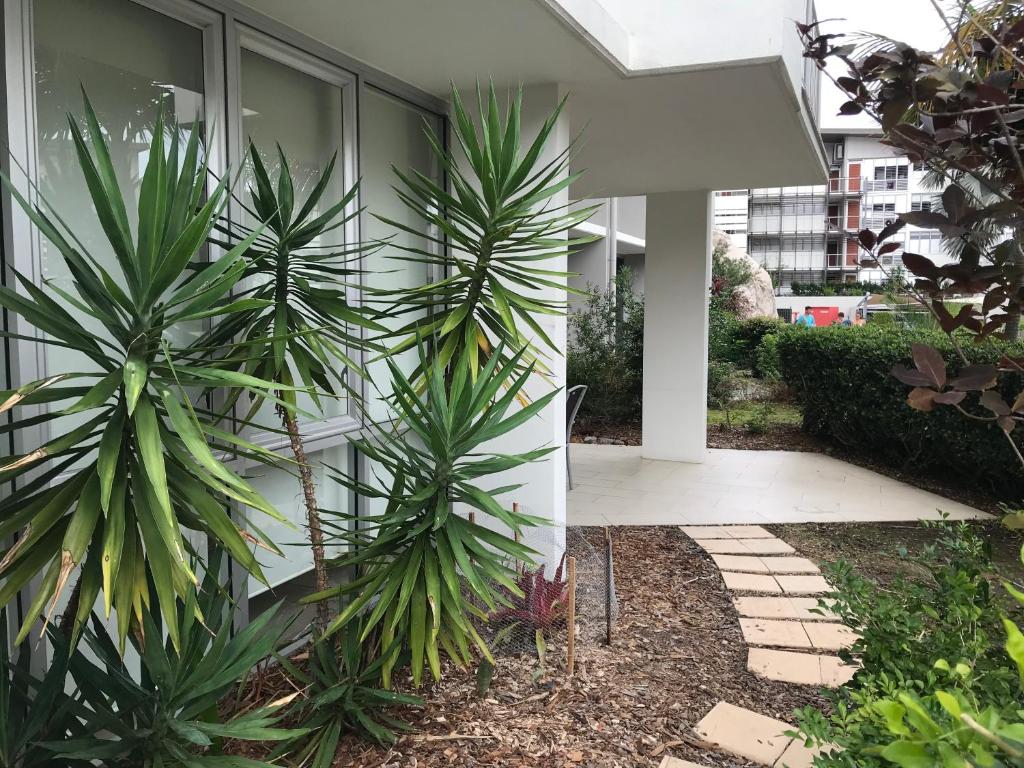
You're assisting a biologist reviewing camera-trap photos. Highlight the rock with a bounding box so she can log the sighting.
[612,439,626,445]
[583,435,598,444]
[597,437,616,445]
[714,229,776,320]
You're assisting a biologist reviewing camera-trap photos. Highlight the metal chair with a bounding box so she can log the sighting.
[565,384,588,490]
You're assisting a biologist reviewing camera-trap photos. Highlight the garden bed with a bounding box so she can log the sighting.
[230,527,824,767]
[766,521,1024,589]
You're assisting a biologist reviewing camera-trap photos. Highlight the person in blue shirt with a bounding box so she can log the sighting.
[796,306,816,327]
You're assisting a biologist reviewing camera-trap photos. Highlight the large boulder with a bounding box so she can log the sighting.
[713,229,776,320]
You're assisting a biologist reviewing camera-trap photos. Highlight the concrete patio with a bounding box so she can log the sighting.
[567,444,988,526]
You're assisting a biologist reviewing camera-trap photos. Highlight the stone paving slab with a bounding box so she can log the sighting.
[658,758,712,768]
[775,575,831,594]
[733,596,837,621]
[776,738,822,768]
[694,701,793,765]
[803,622,858,651]
[696,538,756,554]
[697,538,795,555]
[747,647,823,686]
[712,554,771,573]
[759,556,820,574]
[739,538,796,554]
[739,618,813,649]
[721,572,783,593]
[820,655,858,687]
[681,525,775,539]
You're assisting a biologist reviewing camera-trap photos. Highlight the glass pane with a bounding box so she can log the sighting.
[239,49,348,428]
[360,87,441,422]
[245,443,351,597]
[33,0,205,375]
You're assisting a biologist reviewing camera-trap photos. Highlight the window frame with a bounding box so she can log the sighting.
[2,0,449,637]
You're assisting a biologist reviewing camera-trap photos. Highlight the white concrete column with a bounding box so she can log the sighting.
[473,83,568,565]
[642,190,712,463]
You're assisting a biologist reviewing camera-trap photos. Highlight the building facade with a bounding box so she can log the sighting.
[744,130,948,291]
[2,0,825,660]
[574,132,952,298]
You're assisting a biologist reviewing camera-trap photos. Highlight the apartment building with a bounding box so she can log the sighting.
[571,131,948,302]
[744,130,947,290]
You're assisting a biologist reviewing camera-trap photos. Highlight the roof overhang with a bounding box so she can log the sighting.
[235,0,828,196]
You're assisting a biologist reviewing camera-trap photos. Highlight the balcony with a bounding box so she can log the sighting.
[861,215,899,230]
[827,176,866,196]
[864,178,909,192]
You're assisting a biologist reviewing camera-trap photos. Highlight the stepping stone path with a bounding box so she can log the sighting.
[663,525,858,766]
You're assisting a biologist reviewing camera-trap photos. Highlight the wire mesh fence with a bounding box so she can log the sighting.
[470,523,618,679]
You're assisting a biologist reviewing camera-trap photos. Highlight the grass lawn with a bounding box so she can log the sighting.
[706,400,801,427]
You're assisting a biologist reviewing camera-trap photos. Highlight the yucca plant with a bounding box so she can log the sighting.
[319,341,555,687]
[0,609,92,767]
[377,83,596,383]
[46,556,297,767]
[199,143,384,629]
[0,97,290,651]
[313,84,591,689]
[272,621,421,765]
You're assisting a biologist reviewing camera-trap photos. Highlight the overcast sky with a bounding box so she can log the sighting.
[814,0,950,130]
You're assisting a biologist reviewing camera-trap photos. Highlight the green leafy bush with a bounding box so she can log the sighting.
[731,316,788,374]
[708,296,740,365]
[790,281,889,296]
[794,522,1024,767]
[707,361,745,428]
[567,270,643,426]
[755,333,783,381]
[776,326,1024,497]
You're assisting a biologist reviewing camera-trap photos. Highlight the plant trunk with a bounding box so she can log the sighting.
[280,408,330,631]
[1008,231,1024,342]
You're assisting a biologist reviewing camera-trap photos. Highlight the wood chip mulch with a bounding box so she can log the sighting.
[230,527,825,767]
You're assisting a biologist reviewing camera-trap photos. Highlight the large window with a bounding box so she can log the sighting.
[360,86,442,422]
[5,0,445,629]
[238,39,354,429]
[32,0,210,380]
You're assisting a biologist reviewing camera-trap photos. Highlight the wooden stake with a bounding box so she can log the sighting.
[468,511,475,525]
[605,526,613,646]
[566,555,577,676]
[513,502,521,571]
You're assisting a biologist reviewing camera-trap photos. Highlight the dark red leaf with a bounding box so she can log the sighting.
[907,387,937,412]
[912,343,947,388]
[980,390,1011,416]
[949,364,998,391]
[933,390,967,405]
[892,364,936,387]
[858,229,877,250]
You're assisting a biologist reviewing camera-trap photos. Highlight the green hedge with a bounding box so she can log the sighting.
[776,326,1024,498]
[731,316,788,374]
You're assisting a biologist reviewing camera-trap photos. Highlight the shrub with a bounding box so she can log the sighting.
[731,316,788,374]
[567,270,643,426]
[707,361,745,428]
[708,296,740,364]
[776,325,1024,497]
[789,280,891,296]
[755,333,782,381]
[794,521,1024,767]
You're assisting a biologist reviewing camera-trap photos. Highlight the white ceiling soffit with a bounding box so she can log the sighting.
[235,0,827,195]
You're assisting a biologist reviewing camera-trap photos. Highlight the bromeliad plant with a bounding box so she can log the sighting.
[0,97,289,650]
[199,142,384,629]
[321,342,555,687]
[490,555,569,663]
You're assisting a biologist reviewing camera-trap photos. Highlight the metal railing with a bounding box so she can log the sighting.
[827,176,866,195]
[864,177,909,192]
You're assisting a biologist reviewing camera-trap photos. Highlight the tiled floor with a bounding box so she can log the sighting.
[567,445,987,526]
